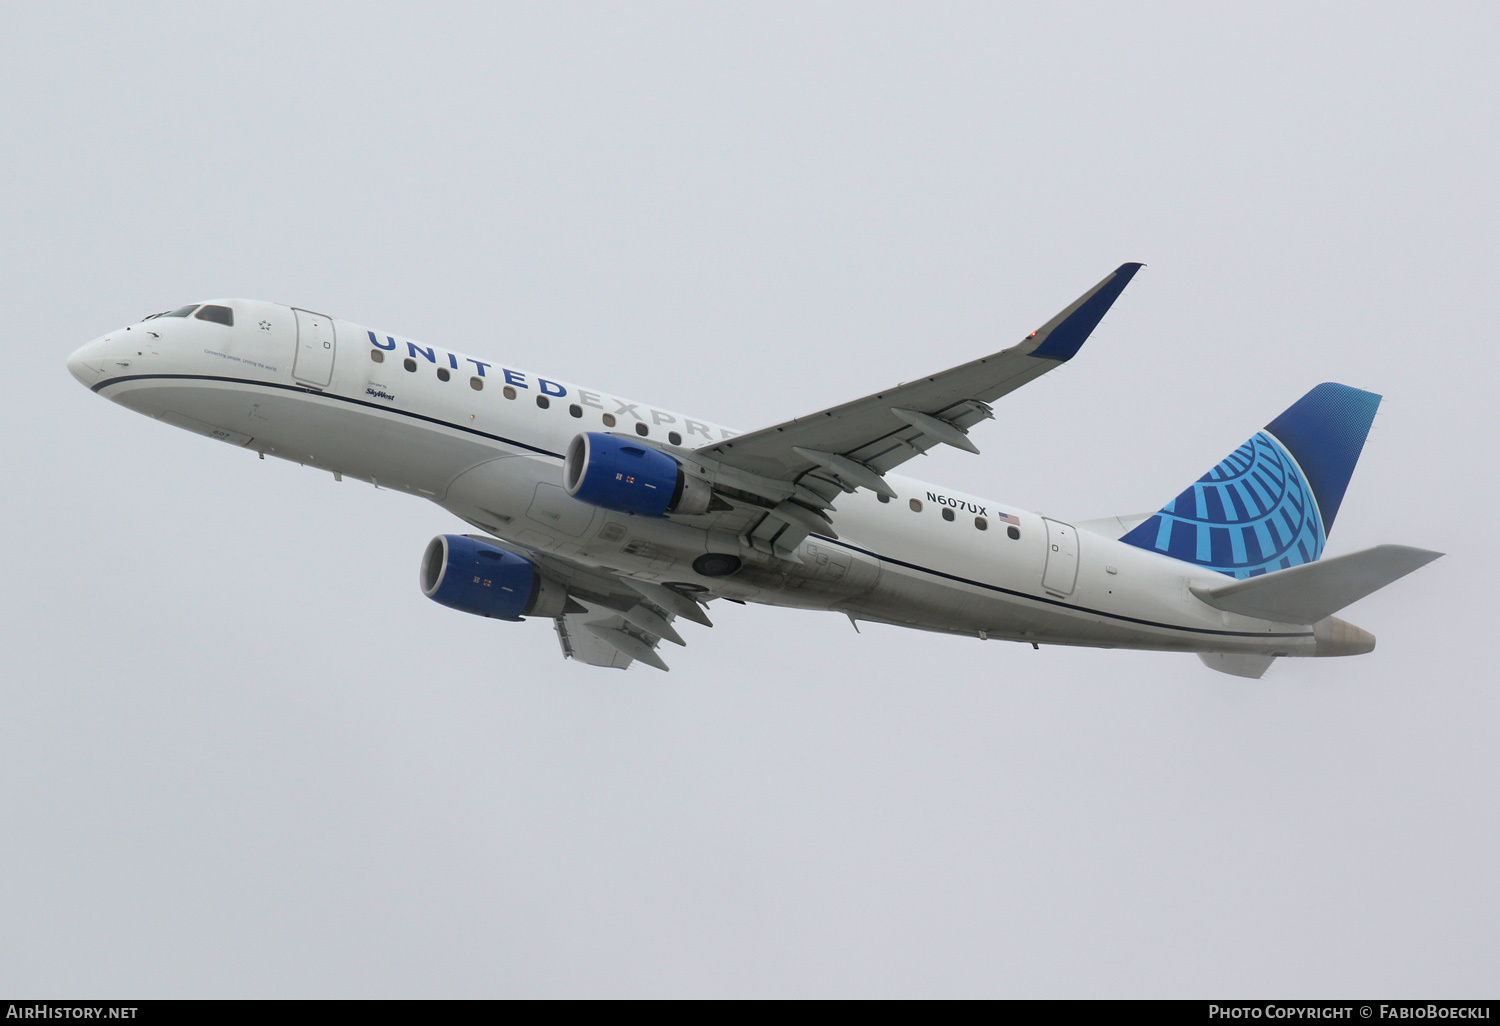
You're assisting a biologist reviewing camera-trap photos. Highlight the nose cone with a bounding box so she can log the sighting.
[67,336,109,388]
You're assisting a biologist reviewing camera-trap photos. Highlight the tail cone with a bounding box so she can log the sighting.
[1313,616,1376,656]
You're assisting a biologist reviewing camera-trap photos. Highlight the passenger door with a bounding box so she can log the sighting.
[1042,518,1080,596]
[292,309,335,387]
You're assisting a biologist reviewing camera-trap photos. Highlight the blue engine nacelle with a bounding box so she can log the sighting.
[563,431,714,516]
[420,535,571,620]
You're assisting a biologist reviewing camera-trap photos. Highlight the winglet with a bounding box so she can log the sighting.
[1027,262,1144,363]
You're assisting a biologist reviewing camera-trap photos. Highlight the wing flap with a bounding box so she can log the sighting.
[555,609,636,669]
[481,545,711,670]
[555,601,676,671]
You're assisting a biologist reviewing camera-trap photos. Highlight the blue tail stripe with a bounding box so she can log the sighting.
[1280,507,1298,538]
[1226,485,1251,521]
[1252,522,1273,561]
[1247,481,1271,517]
[1153,515,1172,550]
[1168,520,1197,561]
[1203,487,1226,523]
[1196,522,1213,563]
[1209,527,1232,565]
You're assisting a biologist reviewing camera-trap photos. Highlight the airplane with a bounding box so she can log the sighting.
[66,264,1441,677]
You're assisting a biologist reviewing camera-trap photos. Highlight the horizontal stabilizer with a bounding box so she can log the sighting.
[585,624,670,671]
[1190,544,1442,624]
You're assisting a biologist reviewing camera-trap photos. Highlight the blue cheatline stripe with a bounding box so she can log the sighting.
[100,373,1312,641]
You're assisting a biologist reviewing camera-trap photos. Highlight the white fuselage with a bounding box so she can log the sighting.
[68,300,1325,658]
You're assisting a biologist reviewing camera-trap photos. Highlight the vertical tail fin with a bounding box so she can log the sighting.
[1121,383,1381,578]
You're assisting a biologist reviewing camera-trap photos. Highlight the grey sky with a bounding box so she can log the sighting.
[1,1,1495,997]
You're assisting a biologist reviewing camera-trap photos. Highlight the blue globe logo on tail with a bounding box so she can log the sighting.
[1121,430,1322,578]
[1121,383,1381,579]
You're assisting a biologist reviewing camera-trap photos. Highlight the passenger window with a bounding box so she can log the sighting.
[602,413,617,428]
[195,304,233,326]
[635,422,649,436]
[1007,526,1021,540]
[975,517,988,530]
[668,431,682,445]
[470,377,483,390]
[503,386,517,400]
[436,367,450,382]
[569,404,582,418]
[909,499,922,512]
[942,507,955,522]
[403,358,417,372]
[536,395,550,409]
[163,305,199,318]
[370,349,384,363]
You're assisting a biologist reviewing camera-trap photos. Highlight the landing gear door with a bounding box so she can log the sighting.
[1042,518,1079,596]
[292,309,335,387]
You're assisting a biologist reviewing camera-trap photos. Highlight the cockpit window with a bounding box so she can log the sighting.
[195,304,234,326]
[161,305,200,318]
